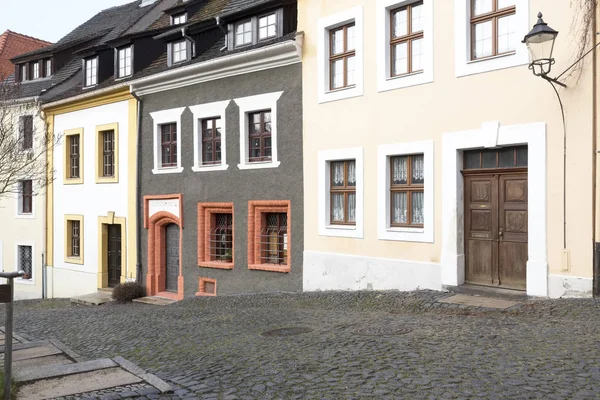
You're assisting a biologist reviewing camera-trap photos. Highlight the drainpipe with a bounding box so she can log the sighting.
[594,3,600,297]
[131,91,143,284]
[216,16,228,52]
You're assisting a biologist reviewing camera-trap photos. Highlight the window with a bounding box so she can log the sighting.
[463,146,528,169]
[17,246,32,280]
[471,0,516,59]
[198,202,234,269]
[160,123,177,167]
[377,140,433,242]
[102,130,115,177]
[20,64,27,81]
[248,111,272,163]
[150,107,185,174]
[20,180,33,215]
[318,147,364,238]
[65,215,84,264]
[20,115,33,150]
[390,3,423,76]
[117,46,132,78]
[248,200,291,273]
[172,40,187,63]
[32,62,40,79]
[235,20,252,47]
[390,155,424,226]
[329,24,356,90]
[201,118,222,165]
[69,135,80,179]
[318,6,364,103]
[454,0,528,77]
[329,160,356,225]
[85,57,98,87]
[172,12,187,25]
[45,59,52,77]
[258,13,277,40]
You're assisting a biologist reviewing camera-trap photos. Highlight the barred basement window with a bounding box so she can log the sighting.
[102,130,115,177]
[18,245,32,280]
[261,213,287,265]
[210,213,232,262]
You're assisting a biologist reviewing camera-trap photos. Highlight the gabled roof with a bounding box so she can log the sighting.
[0,30,51,80]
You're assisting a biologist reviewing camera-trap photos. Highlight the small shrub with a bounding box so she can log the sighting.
[112,282,144,303]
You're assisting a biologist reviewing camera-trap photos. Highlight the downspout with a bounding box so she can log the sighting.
[131,90,143,284]
[216,16,228,52]
[593,3,599,297]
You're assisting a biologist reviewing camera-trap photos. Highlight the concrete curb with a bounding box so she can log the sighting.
[113,356,172,393]
[49,339,87,362]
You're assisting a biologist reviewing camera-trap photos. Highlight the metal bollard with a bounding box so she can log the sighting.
[0,271,24,400]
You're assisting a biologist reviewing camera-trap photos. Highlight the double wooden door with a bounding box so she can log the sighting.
[464,172,528,290]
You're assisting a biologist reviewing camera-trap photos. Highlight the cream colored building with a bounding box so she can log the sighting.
[299,0,599,298]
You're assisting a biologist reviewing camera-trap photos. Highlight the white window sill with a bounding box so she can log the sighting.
[467,51,516,65]
[378,70,433,93]
[456,50,528,77]
[319,85,363,104]
[320,224,363,239]
[152,167,184,175]
[386,227,425,234]
[83,84,98,90]
[16,278,34,285]
[378,228,433,243]
[16,214,35,219]
[115,75,133,82]
[237,161,281,170]
[192,164,229,173]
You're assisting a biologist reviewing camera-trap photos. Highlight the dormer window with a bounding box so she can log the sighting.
[258,13,277,40]
[84,57,98,87]
[32,62,40,79]
[172,40,187,64]
[172,12,187,25]
[45,59,52,77]
[229,9,282,50]
[235,20,252,47]
[20,65,27,81]
[117,46,132,78]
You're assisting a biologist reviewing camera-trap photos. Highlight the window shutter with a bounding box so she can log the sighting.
[167,43,172,67]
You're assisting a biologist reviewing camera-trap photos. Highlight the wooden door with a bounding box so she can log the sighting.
[107,225,121,288]
[165,224,179,293]
[464,173,527,290]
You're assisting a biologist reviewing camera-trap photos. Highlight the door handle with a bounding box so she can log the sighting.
[499,229,504,241]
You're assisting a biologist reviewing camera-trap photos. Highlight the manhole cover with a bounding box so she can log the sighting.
[261,327,313,337]
[353,326,412,336]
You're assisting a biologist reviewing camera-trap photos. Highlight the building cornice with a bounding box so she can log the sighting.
[43,85,131,115]
[130,34,303,96]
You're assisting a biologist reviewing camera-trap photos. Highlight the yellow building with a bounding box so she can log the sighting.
[299,0,599,297]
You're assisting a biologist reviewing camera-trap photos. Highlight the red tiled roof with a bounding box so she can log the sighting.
[0,30,52,80]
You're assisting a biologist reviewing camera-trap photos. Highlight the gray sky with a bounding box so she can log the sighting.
[0,0,135,43]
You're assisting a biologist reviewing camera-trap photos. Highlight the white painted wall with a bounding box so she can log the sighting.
[0,102,46,300]
[52,100,130,298]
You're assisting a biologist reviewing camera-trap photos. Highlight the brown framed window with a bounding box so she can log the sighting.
[248,110,272,162]
[471,0,516,60]
[160,123,177,167]
[329,23,356,90]
[210,213,233,262]
[463,145,528,170]
[330,160,356,225]
[261,213,288,265]
[102,130,115,177]
[390,155,424,227]
[70,220,80,257]
[69,135,80,178]
[18,246,32,280]
[390,2,424,77]
[21,180,32,214]
[202,118,222,165]
[20,115,33,150]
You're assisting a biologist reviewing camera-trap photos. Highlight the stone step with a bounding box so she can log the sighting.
[0,344,62,362]
[13,354,74,373]
[133,296,176,306]
[70,291,113,306]
[16,367,143,399]
[13,358,117,383]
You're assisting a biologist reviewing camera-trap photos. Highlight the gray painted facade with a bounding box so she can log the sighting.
[140,63,303,296]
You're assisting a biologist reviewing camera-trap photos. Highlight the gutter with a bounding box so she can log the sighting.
[131,90,144,285]
[42,82,130,110]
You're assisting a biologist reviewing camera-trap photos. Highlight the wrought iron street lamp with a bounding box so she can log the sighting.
[522,12,563,86]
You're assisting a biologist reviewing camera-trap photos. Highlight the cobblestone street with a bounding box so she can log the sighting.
[3,291,600,399]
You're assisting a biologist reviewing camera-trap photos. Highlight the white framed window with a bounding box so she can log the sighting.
[258,13,277,40]
[32,62,40,79]
[318,147,364,238]
[84,57,98,87]
[235,20,253,47]
[189,100,231,172]
[149,107,186,174]
[376,0,433,92]
[233,91,282,170]
[377,140,434,242]
[45,59,52,77]
[16,243,34,283]
[172,12,187,25]
[20,64,27,81]
[172,40,187,64]
[455,0,529,77]
[117,46,132,78]
[318,6,364,104]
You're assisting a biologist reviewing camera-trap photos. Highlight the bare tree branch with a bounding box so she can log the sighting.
[566,0,598,82]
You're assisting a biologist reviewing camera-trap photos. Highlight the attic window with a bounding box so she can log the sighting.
[45,59,52,77]
[20,65,27,81]
[235,20,252,47]
[258,13,277,40]
[229,9,283,50]
[172,40,188,64]
[172,13,187,25]
[32,62,40,80]
[117,46,132,78]
[84,57,98,87]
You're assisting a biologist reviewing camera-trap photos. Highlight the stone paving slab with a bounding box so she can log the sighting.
[17,367,143,399]
[70,292,113,306]
[3,343,63,361]
[132,296,176,306]
[437,294,521,309]
[13,354,74,373]
[14,358,117,382]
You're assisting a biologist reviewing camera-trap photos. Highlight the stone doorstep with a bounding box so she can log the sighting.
[437,294,521,310]
[132,296,177,306]
[0,344,63,362]
[70,291,113,306]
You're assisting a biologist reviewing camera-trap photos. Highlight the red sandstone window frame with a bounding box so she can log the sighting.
[197,202,234,270]
[196,277,217,296]
[247,200,291,273]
